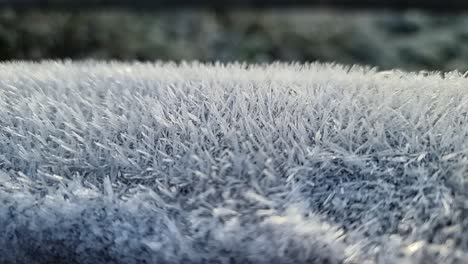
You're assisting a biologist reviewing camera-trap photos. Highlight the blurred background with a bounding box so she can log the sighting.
[1,8,467,71]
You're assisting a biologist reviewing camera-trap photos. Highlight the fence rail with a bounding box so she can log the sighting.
[1,0,468,12]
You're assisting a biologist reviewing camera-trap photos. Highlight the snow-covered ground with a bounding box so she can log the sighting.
[0,61,467,263]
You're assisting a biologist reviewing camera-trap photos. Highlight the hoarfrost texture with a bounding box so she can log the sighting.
[0,61,467,263]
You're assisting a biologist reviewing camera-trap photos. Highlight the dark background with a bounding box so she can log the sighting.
[1,8,467,71]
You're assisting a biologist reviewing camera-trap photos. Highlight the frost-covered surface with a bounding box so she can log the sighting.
[1,61,468,263]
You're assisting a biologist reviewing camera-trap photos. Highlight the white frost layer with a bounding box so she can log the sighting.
[0,61,467,263]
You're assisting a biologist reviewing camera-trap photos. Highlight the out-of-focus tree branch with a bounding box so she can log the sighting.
[0,0,467,12]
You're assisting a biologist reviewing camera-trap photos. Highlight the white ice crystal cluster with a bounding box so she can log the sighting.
[0,61,467,263]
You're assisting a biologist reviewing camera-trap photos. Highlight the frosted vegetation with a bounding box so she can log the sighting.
[0,61,467,263]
